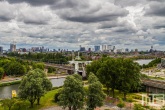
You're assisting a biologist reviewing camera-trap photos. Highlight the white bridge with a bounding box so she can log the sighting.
[69,60,92,77]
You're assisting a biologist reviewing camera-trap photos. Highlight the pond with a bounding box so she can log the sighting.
[134,59,154,66]
[0,78,65,99]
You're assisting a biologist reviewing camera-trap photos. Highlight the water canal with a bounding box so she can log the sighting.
[0,78,65,99]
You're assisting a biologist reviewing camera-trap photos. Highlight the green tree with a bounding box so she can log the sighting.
[97,58,119,97]
[5,62,26,76]
[33,63,45,70]
[117,59,141,100]
[58,74,84,110]
[18,69,52,107]
[0,67,4,79]
[86,73,106,110]
[1,98,16,110]
[13,99,28,110]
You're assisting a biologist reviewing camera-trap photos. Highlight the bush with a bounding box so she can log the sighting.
[133,104,145,110]
[54,92,60,102]
[54,89,62,103]
[0,67,4,79]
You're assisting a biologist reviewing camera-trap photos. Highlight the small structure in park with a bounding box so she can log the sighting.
[12,90,17,98]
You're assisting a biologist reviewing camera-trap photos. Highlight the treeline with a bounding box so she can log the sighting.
[141,58,161,68]
[130,55,157,60]
[86,57,142,99]
[0,57,45,79]
[7,52,70,64]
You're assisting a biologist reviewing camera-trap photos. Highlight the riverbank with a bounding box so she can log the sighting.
[0,80,21,87]
[0,75,68,87]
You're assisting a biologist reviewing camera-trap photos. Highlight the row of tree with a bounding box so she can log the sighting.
[58,73,105,110]
[0,57,45,79]
[86,57,142,100]
[7,52,69,64]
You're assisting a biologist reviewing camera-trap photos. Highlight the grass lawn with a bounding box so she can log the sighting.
[0,89,59,110]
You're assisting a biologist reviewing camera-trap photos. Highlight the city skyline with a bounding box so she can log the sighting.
[0,0,165,50]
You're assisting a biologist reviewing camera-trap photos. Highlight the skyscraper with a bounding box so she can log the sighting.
[94,46,100,52]
[0,46,3,54]
[10,43,16,52]
[102,45,107,51]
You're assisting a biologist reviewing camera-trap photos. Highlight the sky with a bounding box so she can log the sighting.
[0,0,165,51]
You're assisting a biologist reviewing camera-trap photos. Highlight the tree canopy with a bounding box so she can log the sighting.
[86,73,106,110]
[18,69,52,108]
[86,57,141,99]
[58,74,84,110]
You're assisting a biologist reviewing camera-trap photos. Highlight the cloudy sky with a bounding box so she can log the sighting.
[0,0,165,51]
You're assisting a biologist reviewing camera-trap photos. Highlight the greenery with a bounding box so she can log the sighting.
[161,106,165,110]
[19,69,52,108]
[4,62,27,76]
[0,67,4,79]
[86,57,141,99]
[0,89,60,110]
[133,104,145,110]
[58,74,85,110]
[141,58,161,68]
[7,52,69,64]
[0,57,46,77]
[86,73,106,110]
[48,66,56,73]
[0,80,21,87]
[1,98,16,110]
[54,89,62,103]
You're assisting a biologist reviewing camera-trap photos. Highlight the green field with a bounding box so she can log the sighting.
[0,89,59,110]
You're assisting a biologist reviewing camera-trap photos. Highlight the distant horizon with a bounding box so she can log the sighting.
[1,44,163,52]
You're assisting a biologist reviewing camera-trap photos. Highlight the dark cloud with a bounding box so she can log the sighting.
[114,0,145,7]
[7,0,58,6]
[0,16,13,22]
[98,21,124,29]
[61,14,122,23]
[114,28,136,33]
[147,0,165,2]
[145,2,165,16]
[57,4,128,23]
[154,25,165,29]
[51,0,89,9]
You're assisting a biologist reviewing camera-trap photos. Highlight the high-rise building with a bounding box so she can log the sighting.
[102,45,107,51]
[10,43,16,52]
[107,45,112,52]
[125,48,129,52]
[0,46,3,54]
[94,46,100,52]
[79,45,86,52]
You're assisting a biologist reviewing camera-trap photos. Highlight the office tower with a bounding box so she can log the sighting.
[107,45,112,52]
[102,45,107,51]
[125,48,129,52]
[10,43,16,52]
[79,45,86,52]
[94,46,100,52]
[0,46,3,54]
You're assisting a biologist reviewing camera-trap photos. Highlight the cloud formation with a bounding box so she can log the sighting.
[0,0,164,51]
